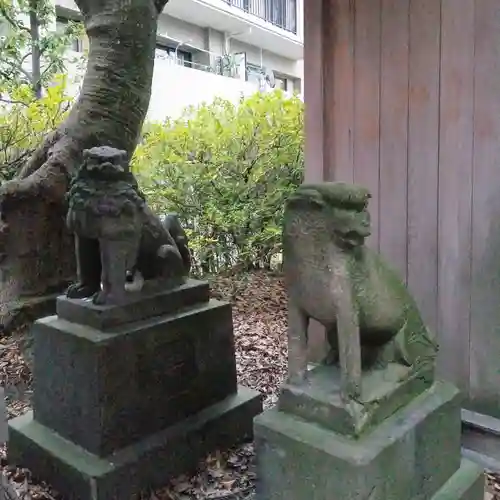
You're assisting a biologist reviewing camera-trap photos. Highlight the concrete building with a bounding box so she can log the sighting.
[55,0,304,120]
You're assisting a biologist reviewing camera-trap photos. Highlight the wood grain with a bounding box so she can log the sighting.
[379,0,410,280]
[407,0,441,330]
[353,0,381,250]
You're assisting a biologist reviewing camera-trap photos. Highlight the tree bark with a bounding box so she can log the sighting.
[29,0,42,100]
[0,0,169,305]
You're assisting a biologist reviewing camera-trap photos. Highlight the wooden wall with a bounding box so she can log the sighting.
[304,0,500,418]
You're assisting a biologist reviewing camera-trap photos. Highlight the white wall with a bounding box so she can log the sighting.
[167,0,303,44]
[155,14,303,83]
[157,13,206,49]
[62,54,300,123]
[4,0,303,122]
[146,58,259,121]
[230,39,301,77]
[62,49,302,123]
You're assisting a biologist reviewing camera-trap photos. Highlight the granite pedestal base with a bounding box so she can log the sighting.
[9,388,260,500]
[279,363,433,437]
[254,381,483,500]
[8,280,262,499]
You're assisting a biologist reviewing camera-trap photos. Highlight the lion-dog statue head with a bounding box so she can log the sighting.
[283,182,437,421]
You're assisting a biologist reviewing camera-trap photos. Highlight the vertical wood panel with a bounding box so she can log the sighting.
[437,0,474,393]
[324,0,355,182]
[304,0,325,183]
[304,0,328,363]
[379,0,410,279]
[407,0,441,330]
[353,0,381,250]
[305,0,500,414]
[470,0,500,417]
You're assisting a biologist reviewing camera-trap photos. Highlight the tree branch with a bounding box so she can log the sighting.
[0,97,28,106]
[38,59,57,82]
[0,4,30,33]
[17,130,61,179]
[0,69,13,82]
[19,51,33,65]
[0,62,33,83]
[16,65,33,83]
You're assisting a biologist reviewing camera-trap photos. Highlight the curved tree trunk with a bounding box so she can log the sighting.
[0,0,168,307]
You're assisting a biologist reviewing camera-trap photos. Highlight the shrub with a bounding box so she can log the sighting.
[0,75,71,183]
[133,90,304,276]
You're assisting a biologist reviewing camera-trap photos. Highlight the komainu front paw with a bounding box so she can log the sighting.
[92,290,109,305]
[66,283,100,299]
[322,348,339,366]
[92,290,126,305]
[157,243,181,261]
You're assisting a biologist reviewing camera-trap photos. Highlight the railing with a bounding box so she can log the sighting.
[155,51,241,77]
[224,0,297,34]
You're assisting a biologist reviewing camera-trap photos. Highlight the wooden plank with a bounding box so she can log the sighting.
[304,0,328,363]
[324,0,355,182]
[304,0,325,183]
[353,0,382,250]
[437,0,474,393]
[406,0,441,331]
[469,0,500,418]
[379,0,410,280]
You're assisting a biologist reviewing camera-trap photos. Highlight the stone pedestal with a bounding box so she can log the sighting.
[8,279,262,500]
[255,378,483,500]
[279,363,434,437]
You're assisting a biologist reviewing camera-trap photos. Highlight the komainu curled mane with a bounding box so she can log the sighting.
[65,146,190,305]
[283,182,437,400]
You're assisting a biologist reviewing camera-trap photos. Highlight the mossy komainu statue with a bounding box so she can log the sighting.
[283,182,438,401]
[65,146,190,305]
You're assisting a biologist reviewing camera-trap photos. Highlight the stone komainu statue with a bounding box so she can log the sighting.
[65,146,190,305]
[283,182,438,400]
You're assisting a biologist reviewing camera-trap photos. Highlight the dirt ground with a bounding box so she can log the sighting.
[0,272,497,499]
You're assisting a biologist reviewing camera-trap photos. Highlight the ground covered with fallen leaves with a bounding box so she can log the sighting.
[0,272,288,499]
[0,271,497,499]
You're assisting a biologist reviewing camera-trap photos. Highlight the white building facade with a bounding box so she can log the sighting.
[55,0,304,121]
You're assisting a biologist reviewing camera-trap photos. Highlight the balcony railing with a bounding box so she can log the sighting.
[224,0,297,34]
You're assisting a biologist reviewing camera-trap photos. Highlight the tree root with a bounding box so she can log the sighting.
[0,136,74,299]
[0,0,171,301]
[17,129,61,180]
[0,130,75,211]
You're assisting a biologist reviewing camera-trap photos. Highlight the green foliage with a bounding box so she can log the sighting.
[0,0,84,95]
[0,74,71,182]
[133,90,304,275]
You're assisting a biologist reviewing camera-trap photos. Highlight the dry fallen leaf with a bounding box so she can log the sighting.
[0,272,495,499]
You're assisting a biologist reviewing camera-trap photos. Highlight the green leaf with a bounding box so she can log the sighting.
[132,90,304,276]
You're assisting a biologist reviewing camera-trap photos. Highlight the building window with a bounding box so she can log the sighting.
[155,44,193,68]
[246,63,264,86]
[274,76,288,91]
[56,17,85,53]
[264,0,297,32]
[226,0,297,33]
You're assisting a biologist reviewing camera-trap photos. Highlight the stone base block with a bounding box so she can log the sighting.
[279,363,433,437]
[33,298,237,456]
[254,381,462,500]
[56,278,210,330]
[9,387,262,500]
[431,460,484,500]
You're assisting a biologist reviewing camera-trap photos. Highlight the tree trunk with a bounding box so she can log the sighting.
[29,0,42,100]
[0,0,169,307]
